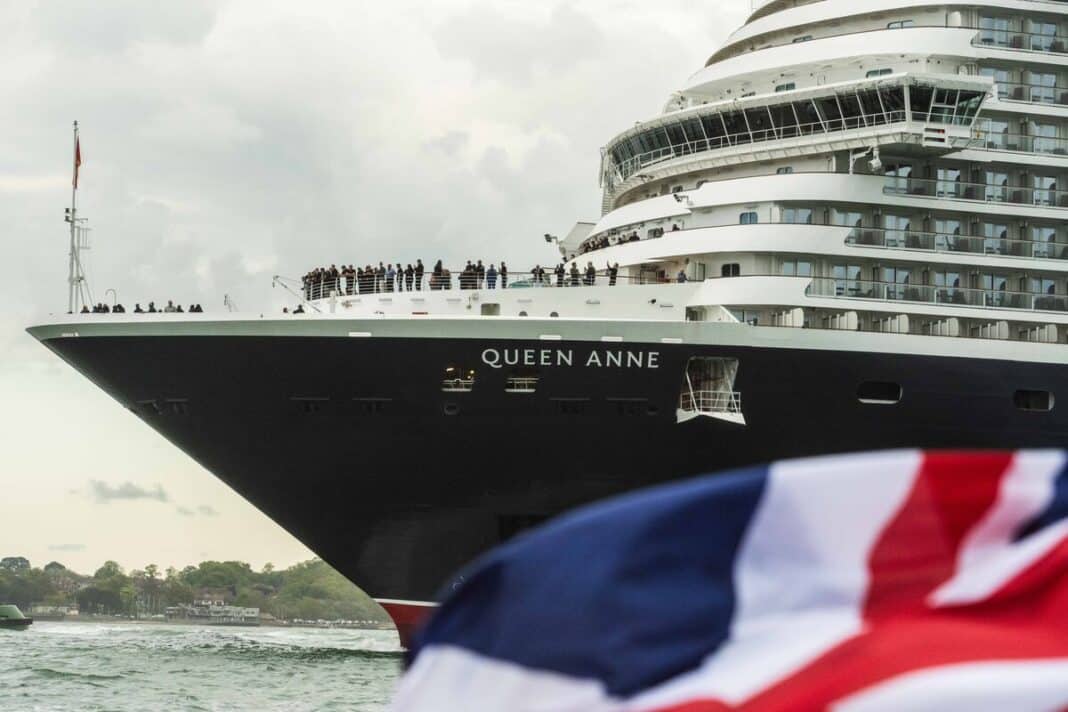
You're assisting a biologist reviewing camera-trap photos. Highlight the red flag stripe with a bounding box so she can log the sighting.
[862,451,1013,621]
[652,536,1068,712]
[73,137,81,189]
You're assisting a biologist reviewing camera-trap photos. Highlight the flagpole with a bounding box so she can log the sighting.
[67,121,79,314]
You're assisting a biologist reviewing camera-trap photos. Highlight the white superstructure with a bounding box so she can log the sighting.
[308,1,1068,350]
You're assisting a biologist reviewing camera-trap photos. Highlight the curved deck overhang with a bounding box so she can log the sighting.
[724,0,1068,65]
[690,274,1068,326]
[579,223,1068,275]
[685,27,980,96]
[595,173,1067,241]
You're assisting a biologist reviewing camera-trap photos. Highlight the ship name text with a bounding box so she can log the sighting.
[481,348,660,370]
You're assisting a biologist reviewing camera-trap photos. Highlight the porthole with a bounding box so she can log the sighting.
[1014,390,1054,412]
[857,381,902,405]
[519,311,528,317]
[443,403,460,416]
[550,311,559,318]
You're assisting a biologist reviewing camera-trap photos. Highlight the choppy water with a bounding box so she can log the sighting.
[0,622,403,711]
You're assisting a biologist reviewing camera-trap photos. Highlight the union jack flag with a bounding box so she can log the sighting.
[392,451,1068,711]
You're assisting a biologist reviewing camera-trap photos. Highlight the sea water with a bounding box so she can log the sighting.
[0,622,403,711]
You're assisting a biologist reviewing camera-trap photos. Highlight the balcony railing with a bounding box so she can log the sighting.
[505,377,539,393]
[442,378,475,392]
[679,390,743,416]
[847,226,1067,260]
[974,129,1068,156]
[975,30,1068,54]
[996,82,1068,107]
[883,175,1068,207]
[807,277,1068,313]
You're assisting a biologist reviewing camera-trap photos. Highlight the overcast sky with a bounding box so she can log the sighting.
[0,0,747,577]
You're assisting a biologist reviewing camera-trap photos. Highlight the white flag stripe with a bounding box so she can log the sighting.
[931,450,1065,607]
[626,451,922,709]
[391,646,618,712]
[624,610,859,711]
[832,659,1068,712]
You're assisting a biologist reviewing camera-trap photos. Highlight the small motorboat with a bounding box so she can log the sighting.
[0,605,33,630]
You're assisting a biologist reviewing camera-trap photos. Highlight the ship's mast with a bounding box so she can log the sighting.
[65,121,90,314]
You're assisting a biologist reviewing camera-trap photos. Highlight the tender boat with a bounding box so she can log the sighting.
[0,605,33,630]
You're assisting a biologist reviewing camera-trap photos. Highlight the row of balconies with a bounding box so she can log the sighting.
[883,174,1068,207]
[846,227,1066,261]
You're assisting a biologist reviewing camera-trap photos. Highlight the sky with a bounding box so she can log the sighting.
[0,0,746,577]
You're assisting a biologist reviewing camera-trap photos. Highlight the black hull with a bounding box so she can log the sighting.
[37,333,1068,603]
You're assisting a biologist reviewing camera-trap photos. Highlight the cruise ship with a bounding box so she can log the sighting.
[29,1,1068,645]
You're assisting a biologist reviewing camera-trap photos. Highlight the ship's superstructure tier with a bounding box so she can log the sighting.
[524,1,1068,349]
[296,2,1068,351]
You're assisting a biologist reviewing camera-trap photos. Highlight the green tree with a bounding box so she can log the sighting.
[0,556,30,572]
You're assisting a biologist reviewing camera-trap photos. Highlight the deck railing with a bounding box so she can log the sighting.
[973,129,1068,156]
[974,29,1068,54]
[679,390,743,415]
[847,226,1067,260]
[995,81,1068,107]
[612,111,910,183]
[807,277,1068,313]
[303,270,671,300]
[883,175,1068,208]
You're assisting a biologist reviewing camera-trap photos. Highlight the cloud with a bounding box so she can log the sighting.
[433,4,603,83]
[176,504,218,517]
[89,480,169,504]
[48,544,86,552]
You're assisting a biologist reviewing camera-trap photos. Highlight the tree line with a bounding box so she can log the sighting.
[0,556,389,623]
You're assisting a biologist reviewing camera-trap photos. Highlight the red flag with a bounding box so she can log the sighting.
[73,138,82,189]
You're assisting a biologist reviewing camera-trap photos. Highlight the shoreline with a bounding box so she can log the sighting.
[34,616,394,631]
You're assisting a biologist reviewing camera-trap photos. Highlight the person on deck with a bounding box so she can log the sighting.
[487,264,498,289]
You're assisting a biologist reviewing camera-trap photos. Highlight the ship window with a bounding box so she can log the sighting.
[775,82,796,93]
[866,68,893,78]
[290,396,329,414]
[887,20,914,29]
[782,207,813,224]
[776,166,794,174]
[608,398,649,416]
[552,398,589,415]
[442,366,476,392]
[781,260,812,277]
[791,35,813,43]
[353,397,391,415]
[857,382,902,405]
[1014,390,1054,412]
[506,369,539,394]
[721,263,740,277]
[481,303,500,316]
[739,211,758,224]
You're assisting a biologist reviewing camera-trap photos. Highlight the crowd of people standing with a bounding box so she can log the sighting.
[81,300,204,314]
[303,259,625,300]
